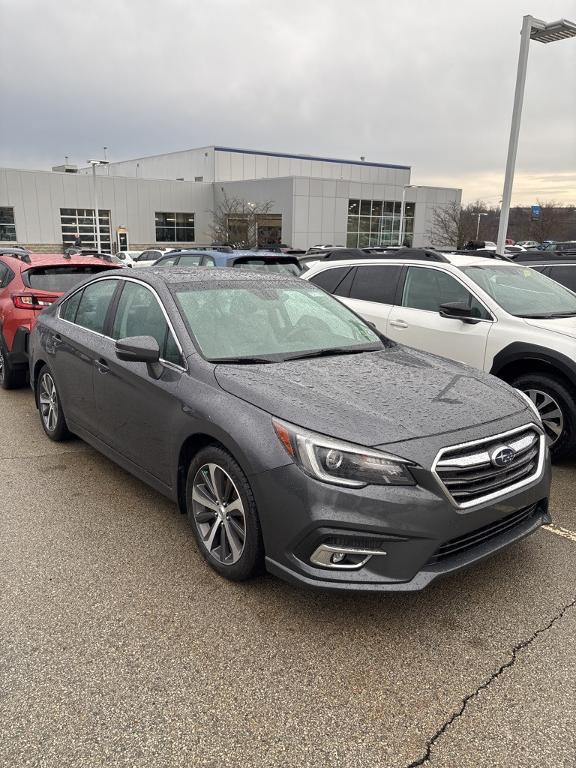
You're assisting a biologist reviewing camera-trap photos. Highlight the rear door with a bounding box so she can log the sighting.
[53,277,120,432]
[386,265,493,368]
[340,264,402,335]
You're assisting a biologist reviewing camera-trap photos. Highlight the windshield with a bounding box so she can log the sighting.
[174,283,382,361]
[461,265,576,318]
[24,266,113,292]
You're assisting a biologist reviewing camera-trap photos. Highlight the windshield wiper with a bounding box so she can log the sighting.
[210,356,278,364]
[281,345,381,362]
[520,312,576,319]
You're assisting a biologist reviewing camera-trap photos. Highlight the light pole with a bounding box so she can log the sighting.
[88,159,109,252]
[496,16,576,255]
[476,212,488,240]
[398,185,416,246]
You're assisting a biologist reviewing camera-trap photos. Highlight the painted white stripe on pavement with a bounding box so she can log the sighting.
[543,524,576,543]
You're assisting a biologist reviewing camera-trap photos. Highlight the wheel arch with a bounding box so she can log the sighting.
[490,343,576,392]
[176,431,253,515]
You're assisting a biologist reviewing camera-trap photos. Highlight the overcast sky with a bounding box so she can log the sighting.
[1,0,575,204]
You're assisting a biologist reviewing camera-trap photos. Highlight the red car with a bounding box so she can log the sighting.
[0,252,118,389]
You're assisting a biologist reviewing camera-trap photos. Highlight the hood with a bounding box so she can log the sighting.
[522,316,576,340]
[214,346,527,447]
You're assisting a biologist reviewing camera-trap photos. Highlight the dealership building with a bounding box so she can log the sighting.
[0,145,461,252]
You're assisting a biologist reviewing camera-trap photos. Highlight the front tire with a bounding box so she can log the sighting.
[36,365,71,441]
[185,445,264,581]
[512,372,576,460]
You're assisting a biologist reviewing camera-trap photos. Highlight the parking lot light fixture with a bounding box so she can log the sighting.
[88,159,109,253]
[398,185,417,246]
[496,15,576,256]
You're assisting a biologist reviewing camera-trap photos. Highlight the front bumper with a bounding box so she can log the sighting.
[251,459,551,592]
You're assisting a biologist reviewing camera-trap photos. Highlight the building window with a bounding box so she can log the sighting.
[346,199,415,248]
[155,212,195,242]
[60,208,111,252]
[0,207,16,241]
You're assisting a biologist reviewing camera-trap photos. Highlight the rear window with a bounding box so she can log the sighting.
[23,266,113,292]
[308,266,351,293]
[232,258,302,276]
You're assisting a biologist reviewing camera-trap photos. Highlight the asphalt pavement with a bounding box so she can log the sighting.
[1,386,575,768]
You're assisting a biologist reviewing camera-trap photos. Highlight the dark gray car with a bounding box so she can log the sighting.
[29,268,551,591]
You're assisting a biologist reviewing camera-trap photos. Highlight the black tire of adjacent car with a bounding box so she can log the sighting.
[185,445,264,581]
[0,336,26,390]
[35,364,72,442]
[512,372,576,460]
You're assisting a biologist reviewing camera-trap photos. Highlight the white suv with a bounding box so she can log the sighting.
[303,252,576,459]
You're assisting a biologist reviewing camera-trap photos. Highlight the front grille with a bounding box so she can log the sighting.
[434,425,543,508]
[427,502,542,565]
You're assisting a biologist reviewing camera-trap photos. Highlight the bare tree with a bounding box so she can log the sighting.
[209,192,275,248]
[427,201,468,248]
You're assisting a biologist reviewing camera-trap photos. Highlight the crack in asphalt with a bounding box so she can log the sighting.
[406,595,576,767]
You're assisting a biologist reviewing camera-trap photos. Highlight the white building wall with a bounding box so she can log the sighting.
[0,168,214,247]
[413,186,462,247]
[80,147,216,182]
[217,177,294,244]
[214,148,410,185]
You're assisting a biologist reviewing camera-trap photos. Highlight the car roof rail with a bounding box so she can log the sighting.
[1,250,31,264]
[364,247,450,263]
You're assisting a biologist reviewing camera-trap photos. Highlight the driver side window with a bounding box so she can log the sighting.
[112,282,183,366]
[402,267,490,319]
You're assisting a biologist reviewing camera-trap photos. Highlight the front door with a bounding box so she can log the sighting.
[93,280,185,486]
[386,265,493,369]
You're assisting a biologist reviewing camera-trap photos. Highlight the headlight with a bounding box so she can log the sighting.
[273,419,415,488]
[516,389,543,424]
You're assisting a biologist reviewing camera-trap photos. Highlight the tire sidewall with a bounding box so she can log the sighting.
[513,373,576,460]
[185,445,263,581]
[36,364,70,441]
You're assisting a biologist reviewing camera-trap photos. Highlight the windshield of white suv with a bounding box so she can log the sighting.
[174,283,383,362]
[461,265,576,318]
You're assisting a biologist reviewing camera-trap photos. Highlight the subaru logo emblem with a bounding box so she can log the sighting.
[491,446,516,468]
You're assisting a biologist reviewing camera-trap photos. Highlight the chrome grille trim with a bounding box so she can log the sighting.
[432,424,546,509]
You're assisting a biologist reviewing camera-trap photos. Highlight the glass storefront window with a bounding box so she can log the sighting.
[346,199,415,250]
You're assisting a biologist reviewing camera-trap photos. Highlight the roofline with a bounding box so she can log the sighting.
[213,146,410,171]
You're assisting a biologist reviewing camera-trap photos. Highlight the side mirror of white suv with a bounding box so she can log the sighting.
[439,302,481,325]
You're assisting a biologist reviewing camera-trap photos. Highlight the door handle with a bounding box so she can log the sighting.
[389,319,408,329]
[95,358,110,374]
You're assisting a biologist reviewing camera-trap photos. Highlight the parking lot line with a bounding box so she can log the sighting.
[543,524,576,543]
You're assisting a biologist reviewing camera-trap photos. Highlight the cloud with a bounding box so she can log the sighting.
[0,0,574,203]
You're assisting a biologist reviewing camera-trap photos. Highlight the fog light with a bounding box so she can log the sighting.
[330,551,346,564]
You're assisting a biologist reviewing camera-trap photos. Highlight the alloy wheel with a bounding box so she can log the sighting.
[39,373,59,433]
[191,463,246,565]
[525,388,564,445]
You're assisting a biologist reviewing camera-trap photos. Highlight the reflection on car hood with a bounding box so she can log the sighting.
[214,346,526,447]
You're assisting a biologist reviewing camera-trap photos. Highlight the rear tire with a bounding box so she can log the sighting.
[185,445,264,581]
[512,372,576,460]
[0,338,26,390]
[36,365,71,441]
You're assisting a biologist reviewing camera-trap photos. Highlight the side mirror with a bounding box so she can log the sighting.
[439,301,481,325]
[116,336,163,378]
[115,335,160,363]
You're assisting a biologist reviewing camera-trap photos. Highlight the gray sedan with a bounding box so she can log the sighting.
[29,267,550,591]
